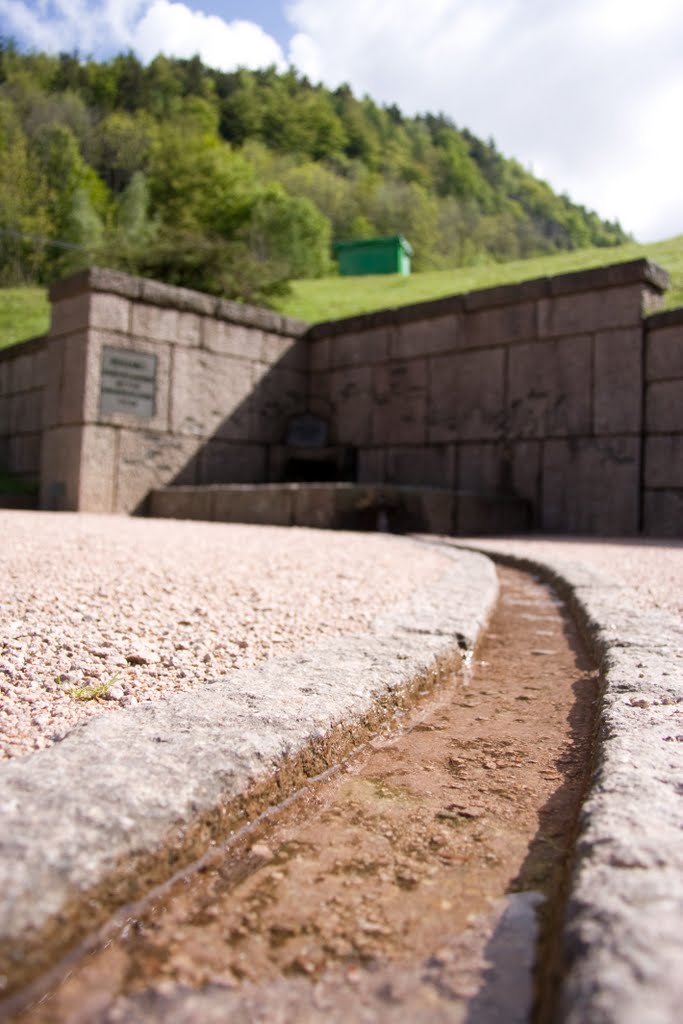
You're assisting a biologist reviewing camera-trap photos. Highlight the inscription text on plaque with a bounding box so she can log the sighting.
[100,347,157,418]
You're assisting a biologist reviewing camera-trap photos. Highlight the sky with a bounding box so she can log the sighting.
[1,1,682,242]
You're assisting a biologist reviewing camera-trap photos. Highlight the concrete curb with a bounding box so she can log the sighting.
[0,544,498,999]
[449,543,683,1024]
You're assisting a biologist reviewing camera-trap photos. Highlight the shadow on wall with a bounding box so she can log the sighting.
[138,352,529,535]
[136,342,324,500]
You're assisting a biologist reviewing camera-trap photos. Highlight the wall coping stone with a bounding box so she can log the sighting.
[49,267,309,338]
[0,334,48,364]
[306,258,670,340]
[646,306,683,330]
[41,259,673,345]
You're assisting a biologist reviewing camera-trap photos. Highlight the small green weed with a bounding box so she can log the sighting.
[60,670,122,702]
[66,681,112,701]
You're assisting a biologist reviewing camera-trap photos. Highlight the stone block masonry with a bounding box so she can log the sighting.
[309,258,675,535]
[2,258,680,536]
[38,267,308,513]
[643,308,683,535]
[0,335,47,486]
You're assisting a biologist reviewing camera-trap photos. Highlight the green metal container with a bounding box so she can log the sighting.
[333,235,413,276]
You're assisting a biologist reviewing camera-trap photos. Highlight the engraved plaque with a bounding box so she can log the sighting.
[286,413,329,448]
[100,347,157,419]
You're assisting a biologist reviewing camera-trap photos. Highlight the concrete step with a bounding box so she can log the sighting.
[148,483,530,535]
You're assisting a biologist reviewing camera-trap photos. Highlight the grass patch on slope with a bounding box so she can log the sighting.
[0,286,50,350]
[0,236,681,349]
[274,235,683,323]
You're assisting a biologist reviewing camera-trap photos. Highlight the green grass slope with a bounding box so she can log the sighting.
[274,235,683,323]
[0,287,50,351]
[1,236,681,350]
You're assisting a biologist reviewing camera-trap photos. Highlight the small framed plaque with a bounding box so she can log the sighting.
[286,413,329,448]
[100,347,157,419]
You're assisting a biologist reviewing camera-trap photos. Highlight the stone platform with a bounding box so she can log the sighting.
[148,482,530,534]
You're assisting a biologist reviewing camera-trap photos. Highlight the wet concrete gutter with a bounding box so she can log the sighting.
[447,539,683,1024]
[0,544,498,999]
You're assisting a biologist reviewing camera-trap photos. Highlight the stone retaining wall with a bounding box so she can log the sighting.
[643,307,683,535]
[307,260,670,535]
[0,334,48,484]
[1,260,680,535]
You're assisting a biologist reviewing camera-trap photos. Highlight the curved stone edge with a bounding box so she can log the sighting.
[0,544,498,998]
[452,543,683,1024]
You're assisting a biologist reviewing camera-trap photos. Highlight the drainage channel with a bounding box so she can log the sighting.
[13,566,598,1023]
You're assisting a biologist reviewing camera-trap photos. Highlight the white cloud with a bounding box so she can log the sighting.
[0,0,71,51]
[0,1,286,72]
[133,2,285,70]
[100,0,149,48]
[286,0,683,240]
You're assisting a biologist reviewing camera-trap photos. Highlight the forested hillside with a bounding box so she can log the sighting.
[0,42,629,304]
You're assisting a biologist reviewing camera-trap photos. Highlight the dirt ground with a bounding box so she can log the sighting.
[17,566,598,1023]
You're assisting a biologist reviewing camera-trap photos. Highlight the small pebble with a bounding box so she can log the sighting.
[250,843,275,862]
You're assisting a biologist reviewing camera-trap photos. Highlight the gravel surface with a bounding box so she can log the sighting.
[0,512,455,761]
[456,536,683,617]
[3,520,680,765]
